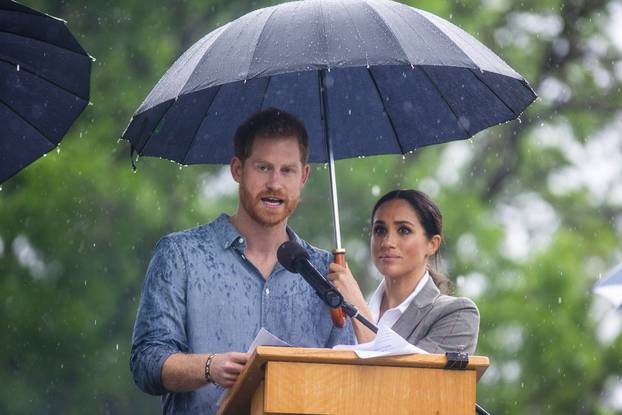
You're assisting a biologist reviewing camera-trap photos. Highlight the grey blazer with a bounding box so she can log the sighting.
[391,277,480,355]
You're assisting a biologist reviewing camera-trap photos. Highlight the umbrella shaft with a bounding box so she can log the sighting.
[320,70,342,249]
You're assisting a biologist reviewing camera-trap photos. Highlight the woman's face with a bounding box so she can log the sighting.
[371,199,440,282]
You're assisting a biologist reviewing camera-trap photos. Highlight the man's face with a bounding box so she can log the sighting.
[231,135,310,227]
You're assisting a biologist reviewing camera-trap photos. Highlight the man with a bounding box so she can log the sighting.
[130,108,354,414]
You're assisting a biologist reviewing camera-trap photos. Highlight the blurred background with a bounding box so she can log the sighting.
[1,0,622,413]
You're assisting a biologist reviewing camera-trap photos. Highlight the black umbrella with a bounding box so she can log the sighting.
[0,0,92,183]
[122,0,536,253]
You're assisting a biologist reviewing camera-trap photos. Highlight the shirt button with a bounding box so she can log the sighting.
[265,288,270,295]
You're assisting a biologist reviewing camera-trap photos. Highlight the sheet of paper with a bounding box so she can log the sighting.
[218,328,291,407]
[246,327,291,353]
[333,325,428,358]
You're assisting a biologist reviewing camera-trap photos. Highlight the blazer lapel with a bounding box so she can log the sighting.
[392,277,441,340]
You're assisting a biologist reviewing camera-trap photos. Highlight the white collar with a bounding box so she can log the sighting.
[368,271,431,325]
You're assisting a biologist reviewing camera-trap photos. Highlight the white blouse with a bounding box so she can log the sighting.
[368,271,431,328]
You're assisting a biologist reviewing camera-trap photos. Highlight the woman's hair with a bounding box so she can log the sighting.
[371,189,453,294]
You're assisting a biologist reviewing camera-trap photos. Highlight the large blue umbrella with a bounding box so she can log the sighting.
[0,0,92,183]
[594,263,622,309]
[122,0,536,251]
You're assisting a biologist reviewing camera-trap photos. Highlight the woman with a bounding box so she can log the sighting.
[328,189,479,354]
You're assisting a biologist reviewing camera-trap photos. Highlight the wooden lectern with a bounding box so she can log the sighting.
[217,346,489,415]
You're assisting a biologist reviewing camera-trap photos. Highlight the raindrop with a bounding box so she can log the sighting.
[94,319,97,326]
[558,297,562,304]
[80,131,83,138]
[402,155,406,160]
[517,117,522,124]
[84,280,87,287]
[16,64,20,71]
[0,186,2,191]
[57,147,61,154]
[116,344,119,351]
[348,109,352,115]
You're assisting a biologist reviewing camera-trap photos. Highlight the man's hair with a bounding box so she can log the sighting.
[234,108,310,164]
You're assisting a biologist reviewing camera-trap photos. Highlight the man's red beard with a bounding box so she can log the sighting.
[238,184,299,227]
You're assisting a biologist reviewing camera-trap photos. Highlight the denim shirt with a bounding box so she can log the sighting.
[130,214,355,415]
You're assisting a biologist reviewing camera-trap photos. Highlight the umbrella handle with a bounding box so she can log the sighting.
[330,249,347,328]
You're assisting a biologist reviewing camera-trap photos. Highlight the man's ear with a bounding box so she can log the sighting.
[301,163,310,185]
[230,157,243,183]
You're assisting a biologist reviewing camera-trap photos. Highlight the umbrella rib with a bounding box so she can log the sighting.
[172,23,230,97]
[0,25,89,57]
[467,68,519,117]
[357,1,411,65]
[181,85,222,165]
[368,1,449,67]
[0,95,58,147]
[246,6,280,79]
[0,56,90,101]
[418,65,472,137]
[317,0,330,68]
[258,75,272,110]
[133,101,174,156]
[367,67,405,155]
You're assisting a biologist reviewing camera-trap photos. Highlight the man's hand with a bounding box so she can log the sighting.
[209,352,250,388]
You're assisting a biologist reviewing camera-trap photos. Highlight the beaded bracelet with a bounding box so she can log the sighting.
[204,353,216,384]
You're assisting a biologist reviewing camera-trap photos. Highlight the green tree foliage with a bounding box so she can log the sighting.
[1,0,621,413]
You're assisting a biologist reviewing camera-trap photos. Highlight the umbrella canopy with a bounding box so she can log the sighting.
[122,0,536,165]
[122,0,537,252]
[0,0,92,183]
[594,263,622,308]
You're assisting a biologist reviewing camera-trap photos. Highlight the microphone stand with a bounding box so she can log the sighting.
[340,302,378,334]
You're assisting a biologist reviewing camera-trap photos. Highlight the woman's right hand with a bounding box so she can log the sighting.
[328,262,377,343]
[327,262,367,312]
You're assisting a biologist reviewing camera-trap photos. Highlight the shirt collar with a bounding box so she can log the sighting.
[213,213,303,250]
[368,271,431,323]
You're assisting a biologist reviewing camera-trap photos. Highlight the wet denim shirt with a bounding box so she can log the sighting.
[130,213,355,415]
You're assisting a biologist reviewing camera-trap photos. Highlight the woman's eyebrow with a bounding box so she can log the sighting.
[393,220,416,226]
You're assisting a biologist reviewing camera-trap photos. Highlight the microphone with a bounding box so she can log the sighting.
[277,240,379,334]
[277,241,344,308]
